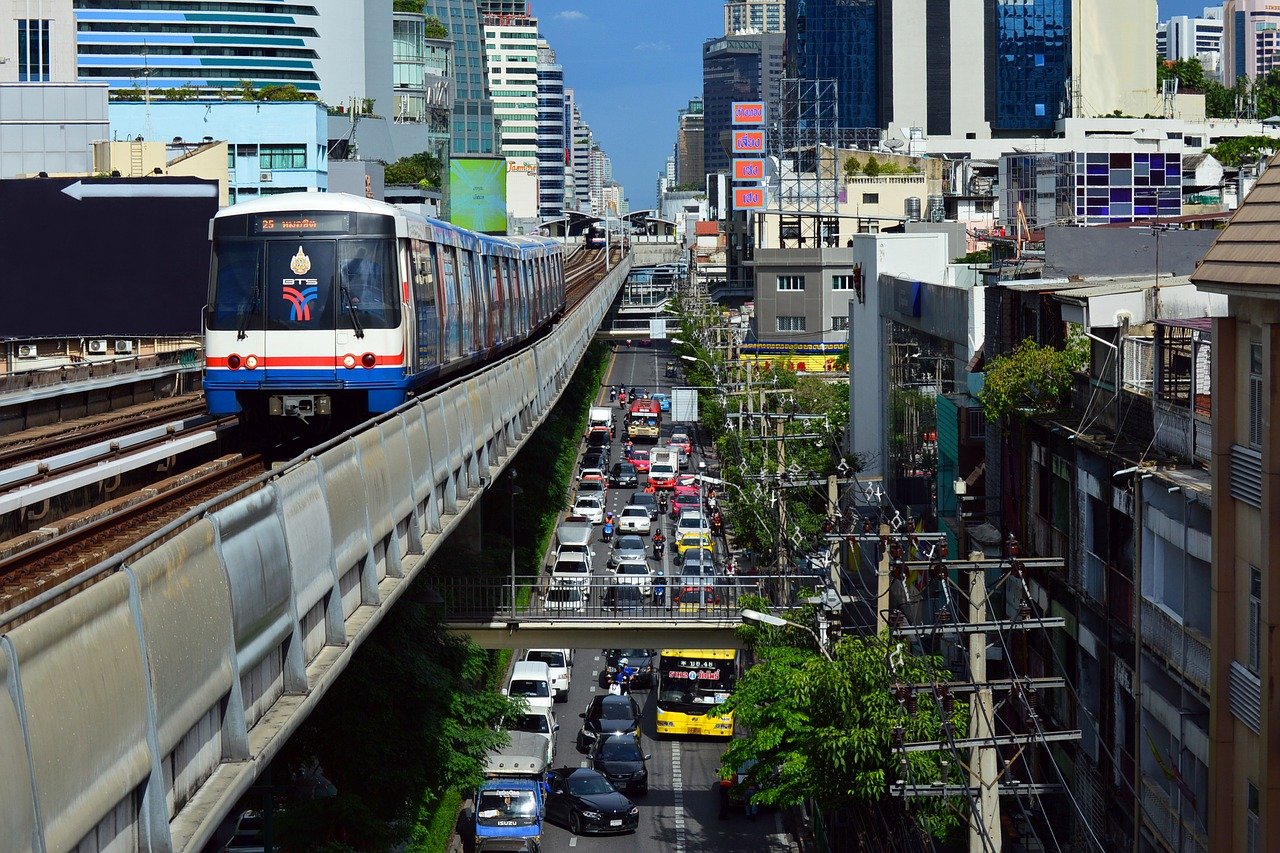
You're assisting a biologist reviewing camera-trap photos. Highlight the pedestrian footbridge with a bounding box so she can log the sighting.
[0,260,630,852]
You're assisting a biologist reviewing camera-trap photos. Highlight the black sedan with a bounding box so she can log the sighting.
[545,767,640,836]
[597,649,657,689]
[576,694,643,751]
[609,461,638,488]
[589,734,651,794]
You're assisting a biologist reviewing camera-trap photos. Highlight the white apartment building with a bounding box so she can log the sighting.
[724,0,784,34]
[483,8,540,217]
[1159,5,1225,80]
[572,103,592,213]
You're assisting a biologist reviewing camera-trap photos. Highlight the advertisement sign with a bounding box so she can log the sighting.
[733,187,765,209]
[448,156,508,234]
[733,159,765,181]
[731,130,765,153]
[732,101,766,125]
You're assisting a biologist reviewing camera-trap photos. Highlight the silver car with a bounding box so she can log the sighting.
[607,535,648,571]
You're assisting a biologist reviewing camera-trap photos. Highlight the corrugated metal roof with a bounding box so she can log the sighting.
[1192,152,1280,294]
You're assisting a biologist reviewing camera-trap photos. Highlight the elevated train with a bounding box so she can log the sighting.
[204,192,565,421]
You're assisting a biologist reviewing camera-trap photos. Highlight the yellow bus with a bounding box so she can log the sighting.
[654,649,740,737]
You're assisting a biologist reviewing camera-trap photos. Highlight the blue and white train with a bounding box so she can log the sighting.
[204,192,564,421]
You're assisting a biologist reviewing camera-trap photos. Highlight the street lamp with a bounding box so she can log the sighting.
[741,608,833,661]
[509,470,523,613]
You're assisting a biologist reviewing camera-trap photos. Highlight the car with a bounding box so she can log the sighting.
[627,449,651,473]
[670,490,702,520]
[544,584,587,613]
[617,505,652,536]
[637,337,653,347]
[589,733,651,794]
[675,510,711,538]
[504,706,559,761]
[609,462,638,488]
[611,562,653,597]
[677,547,718,574]
[598,649,657,689]
[544,766,640,836]
[676,530,715,555]
[672,584,723,611]
[579,468,608,489]
[580,450,609,473]
[505,661,554,711]
[670,431,693,455]
[585,428,612,456]
[523,648,572,702]
[602,583,645,613]
[628,491,659,520]
[607,535,647,570]
[577,480,607,503]
[550,552,591,589]
[650,393,671,412]
[574,494,605,524]
[576,693,643,751]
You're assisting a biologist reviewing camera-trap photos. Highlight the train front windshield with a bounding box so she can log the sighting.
[209,237,400,331]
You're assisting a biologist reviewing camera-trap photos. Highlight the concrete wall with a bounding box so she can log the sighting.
[0,83,108,178]
[1043,225,1220,278]
[1075,0,1159,118]
[310,0,394,119]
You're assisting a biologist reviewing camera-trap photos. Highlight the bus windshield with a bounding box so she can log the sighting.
[657,651,736,713]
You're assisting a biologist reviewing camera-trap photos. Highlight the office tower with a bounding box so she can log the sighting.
[481,4,539,215]
[784,0,883,129]
[702,32,785,176]
[881,0,988,139]
[724,0,784,34]
[422,0,498,155]
[72,0,320,94]
[990,0,1071,132]
[571,102,592,212]
[3,0,77,83]
[675,98,704,186]
[536,41,566,218]
[1159,6,1225,79]
[1224,0,1280,86]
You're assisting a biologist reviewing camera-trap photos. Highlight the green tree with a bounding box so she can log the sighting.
[425,16,449,39]
[843,156,861,180]
[718,601,968,841]
[862,155,882,177]
[977,335,1088,421]
[393,0,425,12]
[953,248,992,265]
[1205,134,1280,168]
[385,150,445,189]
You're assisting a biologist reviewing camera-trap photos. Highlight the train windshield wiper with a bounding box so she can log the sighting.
[340,285,365,339]
[236,282,261,341]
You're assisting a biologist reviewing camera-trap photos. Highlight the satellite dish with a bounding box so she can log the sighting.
[885,138,905,151]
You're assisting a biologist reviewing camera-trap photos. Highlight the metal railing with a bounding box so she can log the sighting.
[1140,599,1211,694]
[430,574,825,622]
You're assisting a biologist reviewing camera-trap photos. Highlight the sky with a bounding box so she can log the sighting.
[532,1,723,211]
[531,2,1223,211]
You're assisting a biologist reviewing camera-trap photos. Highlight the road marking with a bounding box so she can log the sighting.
[569,837,577,847]
[671,741,686,853]
[580,759,589,767]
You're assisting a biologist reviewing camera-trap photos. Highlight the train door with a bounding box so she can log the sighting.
[438,243,461,361]
[492,252,509,345]
[410,239,439,371]
[264,239,337,383]
[456,247,476,355]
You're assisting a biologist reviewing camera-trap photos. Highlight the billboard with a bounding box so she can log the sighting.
[733,187,765,209]
[731,130,765,153]
[732,101,765,125]
[448,156,508,233]
[733,159,765,181]
[0,177,218,337]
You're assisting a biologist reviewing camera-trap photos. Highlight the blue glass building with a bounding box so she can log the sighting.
[992,0,1070,133]
[422,0,498,155]
[784,0,881,129]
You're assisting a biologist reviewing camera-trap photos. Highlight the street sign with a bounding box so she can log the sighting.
[731,130,765,153]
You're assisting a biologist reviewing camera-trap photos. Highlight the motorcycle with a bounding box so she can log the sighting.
[653,534,666,559]
[602,519,615,542]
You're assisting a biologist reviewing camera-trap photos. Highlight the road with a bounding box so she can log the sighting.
[535,343,790,852]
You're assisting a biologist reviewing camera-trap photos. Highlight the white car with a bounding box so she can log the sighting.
[611,562,653,597]
[524,648,572,702]
[574,493,605,524]
[550,552,591,589]
[675,509,711,538]
[618,504,652,536]
[543,584,587,613]
[505,706,559,763]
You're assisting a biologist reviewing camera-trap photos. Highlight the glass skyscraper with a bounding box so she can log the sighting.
[784,0,880,129]
[993,0,1070,132]
[702,33,784,176]
[422,0,498,155]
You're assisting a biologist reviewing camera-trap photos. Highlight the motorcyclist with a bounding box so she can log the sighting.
[609,385,618,402]
[712,510,725,536]
[657,493,669,516]
[615,657,638,693]
[653,530,666,559]
[652,574,667,605]
[602,512,615,542]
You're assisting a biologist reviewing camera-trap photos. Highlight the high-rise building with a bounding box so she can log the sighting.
[882,0,988,139]
[536,41,566,218]
[991,0,1071,132]
[481,5,540,216]
[310,0,391,114]
[675,98,704,187]
[1159,6,1225,80]
[724,0,784,34]
[588,145,607,214]
[784,0,883,129]
[3,0,77,83]
[1224,0,1280,86]
[71,0,321,94]
[422,0,498,155]
[571,101,592,212]
[702,33,785,177]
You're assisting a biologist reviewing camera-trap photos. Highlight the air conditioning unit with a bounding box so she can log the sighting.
[87,339,108,355]
[260,170,273,182]
[114,340,134,354]
[17,344,37,359]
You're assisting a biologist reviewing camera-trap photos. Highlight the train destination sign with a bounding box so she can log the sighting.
[733,159,765,181]
[254,212,352,234]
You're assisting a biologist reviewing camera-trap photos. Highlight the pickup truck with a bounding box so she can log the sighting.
[474,731,552,853]
[648,447,679,490]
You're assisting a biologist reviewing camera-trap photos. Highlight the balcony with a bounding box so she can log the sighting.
[1140,599,1210,694]
[1141,778,1208,853]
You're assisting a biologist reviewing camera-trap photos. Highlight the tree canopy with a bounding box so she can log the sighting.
[384,150,444,189]
[977,335,1088,422]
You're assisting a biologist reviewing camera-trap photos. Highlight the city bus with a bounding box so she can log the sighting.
[627,398,662,441]
[654,649,740,737]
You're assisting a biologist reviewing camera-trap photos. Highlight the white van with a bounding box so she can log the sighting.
[588,407,613,431]
[504,660,554,711]
[523,648,572,702]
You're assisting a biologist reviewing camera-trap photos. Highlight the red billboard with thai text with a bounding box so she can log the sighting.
[732,101,765,125]
[733,187,765,209]
[731,130,765,154]
[733,159,765,181]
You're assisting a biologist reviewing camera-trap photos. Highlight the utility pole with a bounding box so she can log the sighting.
[968,551,1000,852]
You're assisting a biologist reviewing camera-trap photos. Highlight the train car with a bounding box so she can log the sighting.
[204,192,563,422]
[585,223,606,250]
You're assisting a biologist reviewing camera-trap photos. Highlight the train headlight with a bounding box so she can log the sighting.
[227,354,242,370]
[342,354,357,369]
[244,355,259,370]
[361,352,377,368]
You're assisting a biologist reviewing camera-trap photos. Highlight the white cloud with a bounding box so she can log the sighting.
[556,10,586,20]
[635,41,671,52]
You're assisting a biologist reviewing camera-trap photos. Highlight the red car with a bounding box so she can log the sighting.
[628,449,651,473]
[669,432,693,455]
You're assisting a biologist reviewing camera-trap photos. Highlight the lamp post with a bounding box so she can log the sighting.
[741,608,833,661]
[509,470,522,613]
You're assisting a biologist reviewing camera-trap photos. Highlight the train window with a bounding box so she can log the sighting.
[208,241,262,330]
[338,239,399,329]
